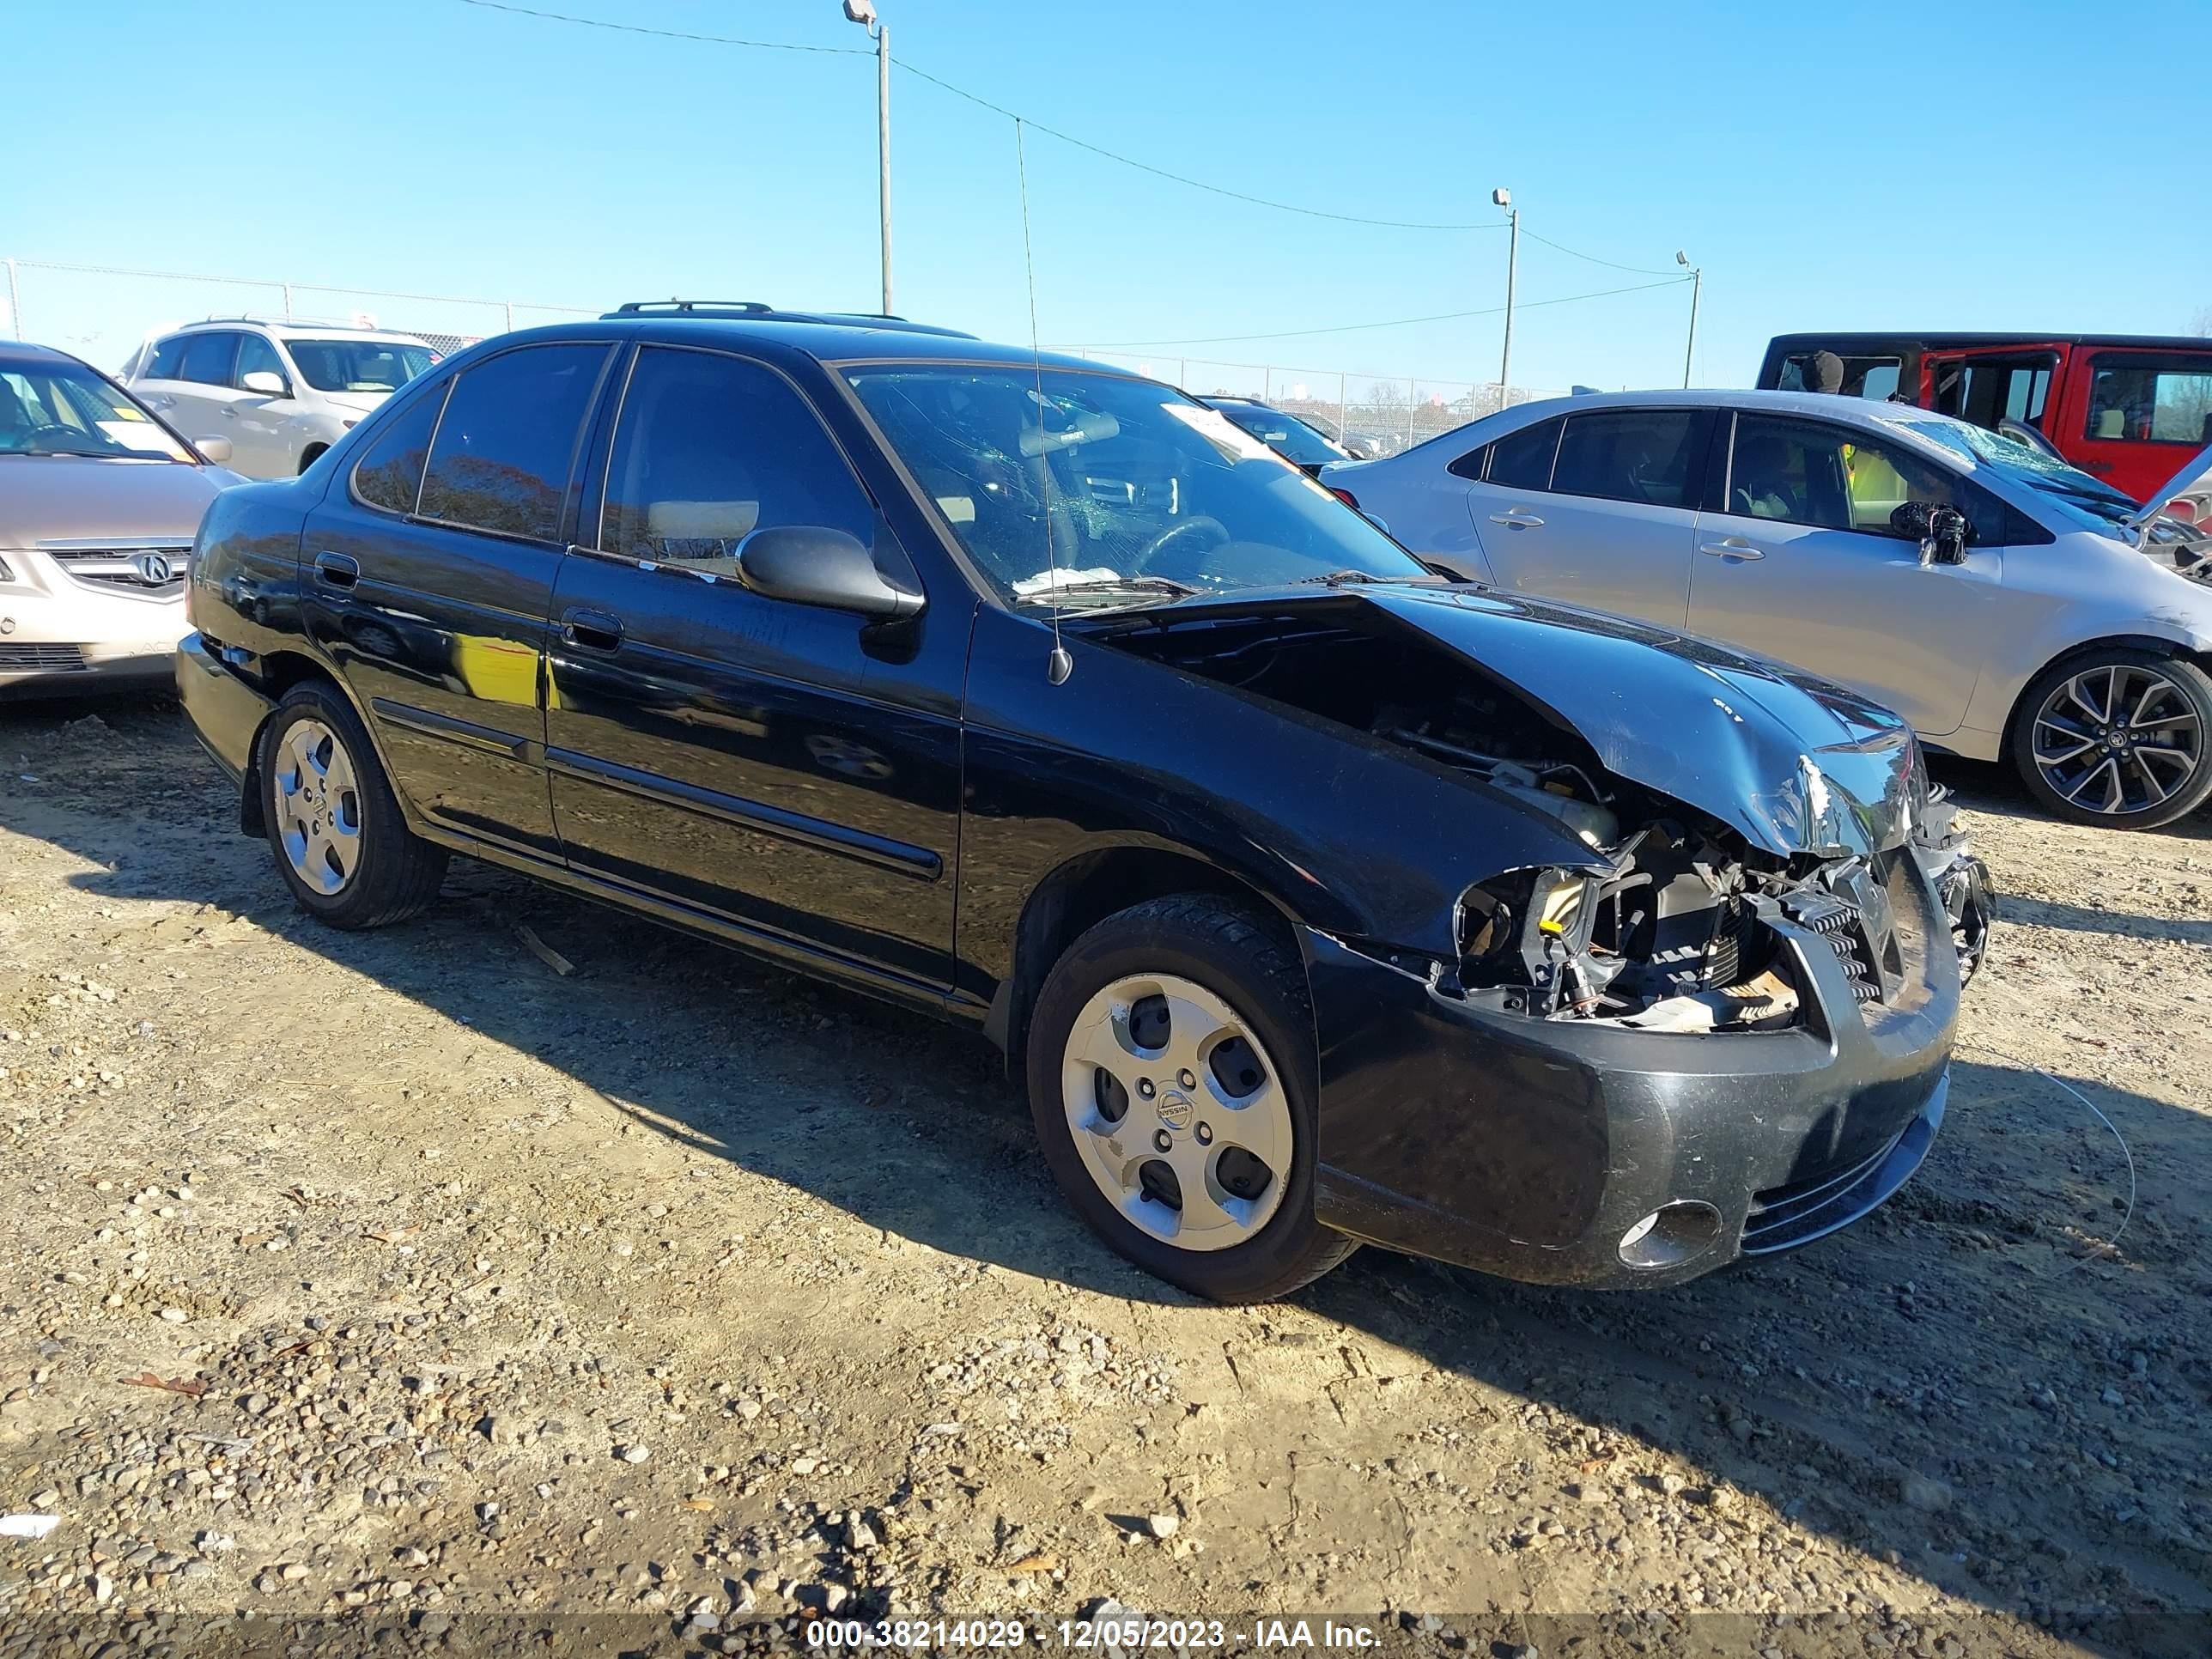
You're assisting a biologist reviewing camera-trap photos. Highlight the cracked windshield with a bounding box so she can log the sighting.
[845,367,1427,607]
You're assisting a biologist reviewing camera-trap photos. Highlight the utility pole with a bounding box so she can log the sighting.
[845,1,892,315]
[1677,251,1701,387]
[1493,188,1517,402]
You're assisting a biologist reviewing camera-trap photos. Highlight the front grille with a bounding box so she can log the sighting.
[0,642,89,671]
[44,544,191,596]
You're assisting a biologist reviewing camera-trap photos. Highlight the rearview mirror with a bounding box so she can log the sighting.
[240,369,289,397]
[193,435,234,464]
[736,525,924,621]
[1891,501,1968,566]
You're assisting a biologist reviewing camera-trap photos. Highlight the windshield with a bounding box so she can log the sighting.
[0,361,194,461]
[845,367,1425,607]
[283,339,434,394]
[1211,404,1348,467]
[1891,416,2141,535]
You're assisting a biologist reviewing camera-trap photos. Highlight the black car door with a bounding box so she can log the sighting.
[301,341,613,859]
[543,343,963,995]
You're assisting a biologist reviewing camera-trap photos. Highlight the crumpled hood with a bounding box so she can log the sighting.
[1358,586,1920,859]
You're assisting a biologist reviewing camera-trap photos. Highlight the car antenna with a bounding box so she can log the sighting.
[1016,117,1073,687]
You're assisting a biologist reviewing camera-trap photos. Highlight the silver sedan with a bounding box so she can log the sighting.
[1324,388,2212,829]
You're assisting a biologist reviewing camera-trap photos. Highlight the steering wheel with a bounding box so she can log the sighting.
[21,424,93,451]
[1131,514,1231,580]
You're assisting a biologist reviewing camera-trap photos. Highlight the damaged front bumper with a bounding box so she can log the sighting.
[1301,854,1966,1288]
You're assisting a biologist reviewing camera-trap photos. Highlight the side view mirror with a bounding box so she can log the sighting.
[1891,501,1969,566]
[1360,510,1392,537]
[736,525,924,621]
[240,369,289,397]
[193,435,234,464]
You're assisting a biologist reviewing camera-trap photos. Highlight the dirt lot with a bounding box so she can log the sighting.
[1,696,2207,1658]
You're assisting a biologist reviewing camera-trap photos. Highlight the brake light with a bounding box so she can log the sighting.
[1330,487,1360,508]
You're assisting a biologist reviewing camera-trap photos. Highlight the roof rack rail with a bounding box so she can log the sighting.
[606,300,775,316]
[191,314,394,331]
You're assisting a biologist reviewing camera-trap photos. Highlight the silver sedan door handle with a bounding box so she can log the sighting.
[1700,537,1765,561]
[1488,509,1545,530]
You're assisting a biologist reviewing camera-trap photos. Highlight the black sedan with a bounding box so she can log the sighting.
[175,303,1990,1303]
[1198,396,1358,474]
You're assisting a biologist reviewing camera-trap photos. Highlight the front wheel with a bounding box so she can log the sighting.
[261,681,447,928]
[1025,895,1356,1303]
[2011,649,2212,829]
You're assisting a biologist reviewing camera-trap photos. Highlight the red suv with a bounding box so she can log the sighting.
[1758,332,2212,513]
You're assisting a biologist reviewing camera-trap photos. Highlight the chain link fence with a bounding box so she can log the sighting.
[2,258,596,370]
[3,258,1565,456]
[1073,351,1564,458]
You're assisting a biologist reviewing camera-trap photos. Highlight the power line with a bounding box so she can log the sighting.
[457,0,868,55]
[1520,228,1680,277]
[1065,276,1692,349]
[453,0,1504,232]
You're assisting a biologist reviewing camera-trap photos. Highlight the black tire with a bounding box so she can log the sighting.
[298,444,328,475]
[2009,647,2212,830]
[1025,894,1357,1303]
[260,680,447,929]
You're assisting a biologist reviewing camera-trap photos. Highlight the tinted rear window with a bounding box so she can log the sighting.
[1484,416,1562,489]
[1551,409,1706,507]
[353,382,452,516]
[416,344,607,542]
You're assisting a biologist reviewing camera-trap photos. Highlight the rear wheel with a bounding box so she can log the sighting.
[261,682,447,928]
[2011,648,2212,829]
[1025,895,1356,1303]
[298,443,329,475]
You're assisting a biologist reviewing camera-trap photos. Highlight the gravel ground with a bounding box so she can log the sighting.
[1,696,2207,1658]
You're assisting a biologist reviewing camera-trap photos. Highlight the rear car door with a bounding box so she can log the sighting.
[1467,406,1710,627]
[301,339,614,858]
[128,335,195,422]
[2063,348,2212,501]
[163,331,244,444]
[543,343,961,993]
[1687,410,1998,737]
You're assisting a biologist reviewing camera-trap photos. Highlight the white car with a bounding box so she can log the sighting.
[1322,389,2212,829]
[121,319,436,480]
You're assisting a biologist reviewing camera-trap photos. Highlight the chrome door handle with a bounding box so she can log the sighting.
[1488,509,1545,529]
[221,406,238,418]
[1700,538,1765,561]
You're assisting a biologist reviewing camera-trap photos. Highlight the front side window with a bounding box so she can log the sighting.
[600,348,874,574]
[1550,409,1707,507]
[416,344,606,542]
[1482,415,1563,489]
[845,367,1427,606]
[2083,356,2212,446]
[235,333,287,386]
[1729,413,1989,540]
[0,362,193,460]
[352,380,452,515]
[176,332,239,386]
[285,338,435,395]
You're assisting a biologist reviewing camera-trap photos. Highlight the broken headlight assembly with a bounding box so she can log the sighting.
[1457,831,1802,1033]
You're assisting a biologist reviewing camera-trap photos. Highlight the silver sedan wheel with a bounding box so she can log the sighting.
[1059,973,1292,1252]
[273,719,363,894]
[2032,662,2203,815]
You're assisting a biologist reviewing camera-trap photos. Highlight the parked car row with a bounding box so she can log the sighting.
[167,301,1990,1304]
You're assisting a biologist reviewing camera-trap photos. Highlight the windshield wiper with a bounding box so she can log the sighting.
[1015,574,1199,605]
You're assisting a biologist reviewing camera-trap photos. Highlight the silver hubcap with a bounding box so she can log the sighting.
[1060,974,1291,1251]
[273,719,363,894]
[2033,663,2202,816]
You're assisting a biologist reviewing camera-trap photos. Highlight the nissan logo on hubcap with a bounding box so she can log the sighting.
[132,553,174,585]
[1156,1090,1194,1134]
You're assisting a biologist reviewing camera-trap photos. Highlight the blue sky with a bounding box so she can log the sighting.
[10,0,2209,393]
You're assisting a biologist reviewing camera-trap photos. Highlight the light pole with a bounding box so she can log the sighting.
[844,0,892,315]
[1493,187,1517,404]
[1677,249,1701,388]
